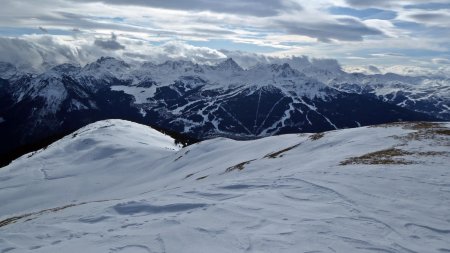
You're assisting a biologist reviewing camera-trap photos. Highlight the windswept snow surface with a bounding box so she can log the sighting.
[0,119,449,253]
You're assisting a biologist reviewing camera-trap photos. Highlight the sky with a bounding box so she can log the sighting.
[0,0,449,76]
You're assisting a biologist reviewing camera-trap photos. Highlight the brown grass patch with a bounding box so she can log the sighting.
[414,151,449,156]
[340,148,414,165]
[264,144,301,159]
[368,122,409,128]
[408,122,441,130]
[309,132,325,141]
[370,121,442,130]
[385,122,450,145]
[435,129,450,136]
[225,159,256,172]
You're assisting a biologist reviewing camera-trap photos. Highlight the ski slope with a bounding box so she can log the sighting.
[0,119,449,253]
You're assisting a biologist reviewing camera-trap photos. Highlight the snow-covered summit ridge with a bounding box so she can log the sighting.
[0,119,179,216]
[0,120,449,252]
[12,119,179,165]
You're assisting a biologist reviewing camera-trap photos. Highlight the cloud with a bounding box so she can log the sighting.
[343,0,447,9]
[0,0,448,76]
[94,33,125,50]
[404,2,450,10]
[0,36,88,71]
[73,0,298,17]
[156,41,227,64]
[432,58,450,64]
[218,49,270,68]
[277,17,383,42]
[343,65,382,74]
[370,53,404,57]
[1,34,448,78]
[407,12,450,26]
[0,35,227,71]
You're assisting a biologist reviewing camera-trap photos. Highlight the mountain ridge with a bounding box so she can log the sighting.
[0,57,442,164]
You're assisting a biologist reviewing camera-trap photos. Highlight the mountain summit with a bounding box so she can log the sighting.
[215,58,243,72]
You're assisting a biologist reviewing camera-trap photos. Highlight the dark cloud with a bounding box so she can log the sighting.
[72,0,297,17]
[344,0,393,8]
[278,18,383,42]
[38,26,48,33]
[404,3,450,10]
[94,33,125,50]
[409,13,449,22]
[35,12,151,34]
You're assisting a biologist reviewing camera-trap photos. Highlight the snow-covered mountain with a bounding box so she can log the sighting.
[0,119,449,252]
[0,57,439,163]
[284,58,450,120]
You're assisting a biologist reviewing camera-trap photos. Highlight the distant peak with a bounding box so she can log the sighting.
[160,60,193,69]
[0,62,18,79]
[216,58,243,71]
[84,57,130,71]
[96,56,129,67]
[50,63,80,73]
[96,56,117,63]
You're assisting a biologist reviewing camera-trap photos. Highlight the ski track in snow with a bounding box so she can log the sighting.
[0,120,449,252]
[253,88,262,134]
[255,96,286,134]
[218,105,253,135]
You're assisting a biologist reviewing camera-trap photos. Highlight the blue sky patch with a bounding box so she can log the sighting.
[329,7,397,20]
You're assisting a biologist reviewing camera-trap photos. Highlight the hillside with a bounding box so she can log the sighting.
[0,120,449,252]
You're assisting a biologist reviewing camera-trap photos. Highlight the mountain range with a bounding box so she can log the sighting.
[0,57,446,164]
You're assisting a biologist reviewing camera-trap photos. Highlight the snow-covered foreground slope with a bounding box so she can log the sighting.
[0,120,449,253]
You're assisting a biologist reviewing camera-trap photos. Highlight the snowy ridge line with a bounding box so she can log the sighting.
[0,120,449,252]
